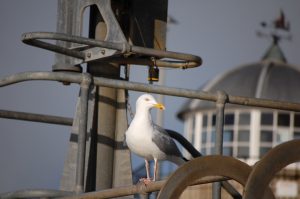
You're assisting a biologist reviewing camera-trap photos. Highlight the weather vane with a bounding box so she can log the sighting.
[257,9,292,44]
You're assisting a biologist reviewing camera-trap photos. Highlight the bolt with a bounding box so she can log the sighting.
[101,49,105,55]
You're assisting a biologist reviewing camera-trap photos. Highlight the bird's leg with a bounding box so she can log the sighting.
[145,159,151,180]
[139,159,152,185]
[153,158,158,181]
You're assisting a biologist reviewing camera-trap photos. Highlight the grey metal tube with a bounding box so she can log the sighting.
[75,73,91,193]
[212,91,228,199]
[215,91,227,155]
[0,189,72,199]
[0,109,73,126]
[1,72,300,112]
[0,71,82,87]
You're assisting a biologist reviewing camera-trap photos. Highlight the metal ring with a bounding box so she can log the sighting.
[157,156,275,199]
[244,139,300,199]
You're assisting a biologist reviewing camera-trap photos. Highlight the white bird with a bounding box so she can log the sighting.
[125,94,186,184]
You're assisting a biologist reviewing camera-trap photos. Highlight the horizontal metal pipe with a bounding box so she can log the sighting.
[93,76,300,112]
[1,72,300,112]
[93,76,217,101]
[0,189,72,199]
[0,109,73,126]
[0,71,82,87]
[61,176,229,199]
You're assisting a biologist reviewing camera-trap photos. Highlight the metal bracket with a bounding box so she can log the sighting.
[22,0,202,70]
[22,32,202,69]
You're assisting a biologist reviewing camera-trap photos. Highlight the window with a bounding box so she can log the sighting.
[294,132,300,139]
[225,114,234,125]
[260,147,272,157]
[224,130,233,142]
[238,130,250,142]
[239,113,250,125]
[260,130,273,142]
[203,115,208,127]
[212,114,216,126]
[198,110,254,159]
[276,129,290,143]
[237,147,249,158]
[278,113,290,126]
[223,147,233,156]
[211,131,216,143]
[261,113,273,125]
[294,114,300,127]
[202,131,207,143]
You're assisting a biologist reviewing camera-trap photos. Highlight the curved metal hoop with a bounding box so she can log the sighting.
[22,32,202,69]
[157,156,275,199]
[244,139,300,199]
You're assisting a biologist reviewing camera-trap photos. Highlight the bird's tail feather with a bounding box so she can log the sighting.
[170,156,187,166]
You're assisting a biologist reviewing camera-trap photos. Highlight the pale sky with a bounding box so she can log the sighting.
[0,0,299,193]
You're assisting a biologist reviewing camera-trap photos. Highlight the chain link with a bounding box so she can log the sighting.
[127,99,135,120]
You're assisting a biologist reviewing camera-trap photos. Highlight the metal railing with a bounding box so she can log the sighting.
[1,71,300,198]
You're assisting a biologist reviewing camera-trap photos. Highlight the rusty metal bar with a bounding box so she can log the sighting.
[0,109,73,126]
[1,72,300,111]
[75,73,92,193]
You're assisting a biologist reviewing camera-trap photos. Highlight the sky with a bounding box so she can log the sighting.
[0,0,299,194]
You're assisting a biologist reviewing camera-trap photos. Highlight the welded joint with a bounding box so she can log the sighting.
[216,90,228,107]
[80,72,92,89]
[122,42,132,56]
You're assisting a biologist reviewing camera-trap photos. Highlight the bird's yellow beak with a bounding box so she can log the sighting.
[154,103,165,110]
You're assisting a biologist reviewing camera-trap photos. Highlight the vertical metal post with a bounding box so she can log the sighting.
[212,90,227,199]
[75,73,91,193]
[54,0,82,73]
[87,4,126,190]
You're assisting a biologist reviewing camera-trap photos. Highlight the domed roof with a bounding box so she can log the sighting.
[177,43,300,120]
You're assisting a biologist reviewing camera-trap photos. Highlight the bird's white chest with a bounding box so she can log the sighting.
[126,121,163,160]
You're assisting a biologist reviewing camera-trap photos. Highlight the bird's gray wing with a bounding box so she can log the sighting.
[152,124,182,158]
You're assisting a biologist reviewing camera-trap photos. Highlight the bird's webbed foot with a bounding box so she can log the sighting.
[139,177,153,185]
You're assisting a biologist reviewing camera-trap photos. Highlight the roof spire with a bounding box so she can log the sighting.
[257,9,291,63]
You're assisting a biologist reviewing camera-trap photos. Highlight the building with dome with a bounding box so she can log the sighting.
[177,23,300,198]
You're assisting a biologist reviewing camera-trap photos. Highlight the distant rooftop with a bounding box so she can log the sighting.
[177,11,298,120]
[262,35,287,63]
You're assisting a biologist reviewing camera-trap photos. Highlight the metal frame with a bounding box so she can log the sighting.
[1,71,300,198]
[22,32,202,69]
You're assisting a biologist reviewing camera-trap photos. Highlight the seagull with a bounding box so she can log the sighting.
[125,94,186,184]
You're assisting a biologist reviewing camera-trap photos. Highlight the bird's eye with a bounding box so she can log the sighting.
[145,98,150,101]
